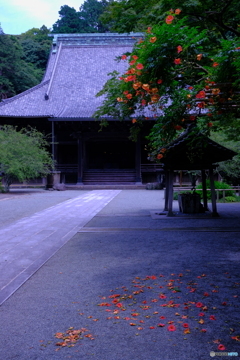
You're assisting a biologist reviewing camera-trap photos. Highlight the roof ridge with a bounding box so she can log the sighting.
[61,45,136,49]
[45,42,62,100]
[0,80,50,107]
[50,32,143,38]
[50,32,143,47]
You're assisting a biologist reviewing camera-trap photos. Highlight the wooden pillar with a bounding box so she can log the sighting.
[167,169,174,217]
[164,169,169,211]
[51,120,55,163]
[209,166,219,217]
[179,170,182,187]
[77,136,83,184]
[135,135,142,184]
[201,169,208,211]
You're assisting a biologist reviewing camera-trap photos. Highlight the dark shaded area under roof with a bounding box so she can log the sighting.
[161,126,237,170]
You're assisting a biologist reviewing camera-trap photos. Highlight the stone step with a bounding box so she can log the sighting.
[83,169,136,183]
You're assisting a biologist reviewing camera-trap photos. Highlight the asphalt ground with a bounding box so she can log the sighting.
[0,189,239,360]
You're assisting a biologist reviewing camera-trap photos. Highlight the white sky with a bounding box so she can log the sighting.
[0,0,85,35]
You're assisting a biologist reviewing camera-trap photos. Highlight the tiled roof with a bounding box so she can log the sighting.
[161,125,237,169]
[0,33,142,118]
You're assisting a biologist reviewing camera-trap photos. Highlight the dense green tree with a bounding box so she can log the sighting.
[101,0,240,36]
[159,0,240,39]
[0,23,4,35]
[20,38,47,68]
[52,2,111,34]
[0,126,54,192]
[18,26,52,72]
[0,33,40,99]
[79,0,111,32]
[101,0,159,32]
[52,5,86,33]
[0,34,16,98]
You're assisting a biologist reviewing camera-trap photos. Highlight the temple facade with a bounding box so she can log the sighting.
[0,33,161,185]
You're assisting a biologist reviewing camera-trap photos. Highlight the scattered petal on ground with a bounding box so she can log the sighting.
[52,270,240,351]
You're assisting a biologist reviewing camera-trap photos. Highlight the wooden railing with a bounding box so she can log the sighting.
[173,187,240,202]
[141,164,163,172]
[56,163,164,173]
[56,164,77,172]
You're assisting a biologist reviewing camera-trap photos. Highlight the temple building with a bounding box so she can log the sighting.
[0,33,160,186]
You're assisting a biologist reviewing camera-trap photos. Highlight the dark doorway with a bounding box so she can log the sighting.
[86,141,135,169]
[57,144,78,164]
[57,143,78,183]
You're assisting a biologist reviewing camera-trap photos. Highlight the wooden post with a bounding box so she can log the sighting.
[209,166,219,217]
[77,136,83,184]
[180,170,182,187]
[167,169,174,217]
[135,135,142,184]
[164,169,169,211]
[51,120,55,163]
[201,169,208,211]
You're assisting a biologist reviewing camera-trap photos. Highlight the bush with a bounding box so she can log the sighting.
[196,180,234,199]
[173,190,191,200]
[0,178,5,193]
[219,196,237,203]
[0,125,54,192]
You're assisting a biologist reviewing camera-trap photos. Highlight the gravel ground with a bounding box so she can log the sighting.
[0,189,239,359]
[0,189,89,229]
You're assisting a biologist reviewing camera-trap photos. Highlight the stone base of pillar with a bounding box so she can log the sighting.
[46,171,61,189]
[211,211,219,217]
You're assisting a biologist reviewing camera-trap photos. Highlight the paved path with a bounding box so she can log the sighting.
[0,190,121,305]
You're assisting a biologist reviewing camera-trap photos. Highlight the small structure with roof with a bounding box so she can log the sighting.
[161,125,237,217]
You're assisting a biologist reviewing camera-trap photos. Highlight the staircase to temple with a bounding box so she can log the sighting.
[83,169,136,184]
